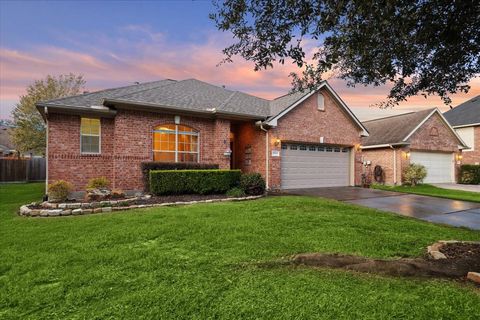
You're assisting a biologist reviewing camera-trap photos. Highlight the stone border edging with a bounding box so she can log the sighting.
[19,195,264,217]
[427,240,480,260]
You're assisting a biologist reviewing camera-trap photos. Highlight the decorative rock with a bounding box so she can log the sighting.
[48,209,62,216]
[40,210,50,217]
[81,203,92,209]
[85,188,111,202]
[93,208,103,213]
[58,203,67,209]
[109,200,118,206]
[430,250,447,260]
[30,209,41,216]
[102,207,112,212]
[82,209,93,214]
[60,209,72,216]
[144,194,152,199]
[72,208,83,215]
[66,203,81,209]
[467,272,480,284]
[20,205,31,215]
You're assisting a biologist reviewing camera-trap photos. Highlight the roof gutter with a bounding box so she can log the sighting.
[452,122,480,128]
[360,142,409,150]
[104,99,267,120]
[36,103,117,120]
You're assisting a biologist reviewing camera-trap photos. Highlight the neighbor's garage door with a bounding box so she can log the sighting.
[281,143,350,189]
[410,151,454,183]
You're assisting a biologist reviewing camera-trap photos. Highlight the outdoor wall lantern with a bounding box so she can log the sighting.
[456,154,463,161]
[274,138,281,146]
[404,151,411,159]
[224,148,232,157]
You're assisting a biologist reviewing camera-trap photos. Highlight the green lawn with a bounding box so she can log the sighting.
[373,184,480,203]
[1,183,479,319]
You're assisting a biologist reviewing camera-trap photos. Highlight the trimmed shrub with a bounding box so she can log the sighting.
[86,177,110,190]
[226,187,246,198]
[459,165,480,185]
[150,169,241,195]
[48,180,73,202]
[240,173,266,195]
[403,163,427,186]
[141,162,219,191]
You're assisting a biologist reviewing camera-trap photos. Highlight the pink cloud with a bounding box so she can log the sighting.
[1,29,478,120]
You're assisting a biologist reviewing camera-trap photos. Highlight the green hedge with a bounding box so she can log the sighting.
[149,169,241,195]
[141,162,219,191]
[458,164,480,185]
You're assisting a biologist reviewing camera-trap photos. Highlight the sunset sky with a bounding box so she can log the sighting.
[1,0,478,121]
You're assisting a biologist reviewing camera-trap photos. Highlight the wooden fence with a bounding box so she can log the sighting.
[0,158,46,182]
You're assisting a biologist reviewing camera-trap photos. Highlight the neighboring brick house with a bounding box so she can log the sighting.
[37,79,369,193]
[360,109,467,184]
[444,95,480,165]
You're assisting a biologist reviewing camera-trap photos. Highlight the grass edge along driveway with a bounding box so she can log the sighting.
[372,183,480,203]
[1,183,479,319]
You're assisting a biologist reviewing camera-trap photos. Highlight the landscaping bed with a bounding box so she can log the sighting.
[292,241,480,281]
[19,193,263,217]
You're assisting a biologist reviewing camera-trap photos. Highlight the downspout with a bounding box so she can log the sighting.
[389,145,397,185]
[259,123,269,189]
[45,107,49,195]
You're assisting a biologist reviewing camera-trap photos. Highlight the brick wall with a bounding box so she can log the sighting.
[461,126,480,165]
[47,110,230,191]
[360,148,403,185]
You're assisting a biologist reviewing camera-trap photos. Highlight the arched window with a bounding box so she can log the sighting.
[153,124,199,162]
[317,93,325,111]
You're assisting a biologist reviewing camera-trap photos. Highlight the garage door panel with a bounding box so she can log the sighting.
[281,144,350,189]
[410,152,454,183]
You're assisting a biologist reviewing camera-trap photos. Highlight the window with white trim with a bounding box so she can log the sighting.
[317,93,325,111]
[153,124,199,162]
[80,118,100,154]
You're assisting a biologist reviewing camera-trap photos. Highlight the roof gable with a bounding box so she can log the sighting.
[265,81,369,136]
[362,108,467,148]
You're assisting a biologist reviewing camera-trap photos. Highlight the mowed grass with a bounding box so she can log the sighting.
[373,184,480,203]
[1,183,479,319]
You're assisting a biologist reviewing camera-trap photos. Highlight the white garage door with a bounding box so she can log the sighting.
[281,143,351,189]
[410,151,454,183]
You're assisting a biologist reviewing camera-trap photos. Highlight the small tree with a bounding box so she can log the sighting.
[10,74,85,156]
[403,164,427,186]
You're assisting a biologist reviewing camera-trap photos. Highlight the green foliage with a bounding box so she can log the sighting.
[1,183,480,319]
[149,169,241,195]
[48,180,73,202]
[240,173,266,195]
[141,162,219,191]
[403,164,427,186]
[211,1,480,107]
[226,187,246,198]
[86,177,110,189]
[458,165,480,185]
[10,74,85,155]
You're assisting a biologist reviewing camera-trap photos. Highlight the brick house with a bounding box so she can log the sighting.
[360,109,467,184]
[37,79,369,192]
[444,95,480,165]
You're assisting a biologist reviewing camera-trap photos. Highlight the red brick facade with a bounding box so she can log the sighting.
[460,126,480,165]
[48,110,230,191]
[361,113,463,184]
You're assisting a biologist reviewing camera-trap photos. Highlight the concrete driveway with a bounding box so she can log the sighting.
[285,187,480,230]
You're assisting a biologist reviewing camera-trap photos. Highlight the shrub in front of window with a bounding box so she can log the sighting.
[458,164,480,185]
[240,173,266,195]
[402,164,427,186]
[226,187,246,198]
[86,177,110,190]
[48,180,74,202]
[141,162,219,191]
[149,169,241,195]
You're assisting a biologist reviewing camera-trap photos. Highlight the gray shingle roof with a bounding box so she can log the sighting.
[269,90,311,117]
[108,79,270,117]
[443,95,480,127]
[361,109,435,146]
[39,79,176,108]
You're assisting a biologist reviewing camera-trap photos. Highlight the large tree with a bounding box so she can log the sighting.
[211,0,480,106]
[10,74,85,156]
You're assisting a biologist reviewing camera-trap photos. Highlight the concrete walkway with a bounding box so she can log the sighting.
[285,187,480,230]
[431,183,480,193]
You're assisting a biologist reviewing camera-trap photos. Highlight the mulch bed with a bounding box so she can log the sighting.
[291,242,480,280]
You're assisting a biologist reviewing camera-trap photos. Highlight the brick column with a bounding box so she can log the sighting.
[213,119,231,169]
